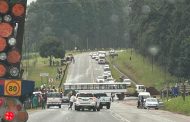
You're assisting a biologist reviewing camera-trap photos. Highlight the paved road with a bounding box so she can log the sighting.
[28,52,190,122]
[28,99,190,122]
[66,53,104,83]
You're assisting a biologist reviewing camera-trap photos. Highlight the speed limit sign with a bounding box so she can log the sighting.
[4,80,21,96]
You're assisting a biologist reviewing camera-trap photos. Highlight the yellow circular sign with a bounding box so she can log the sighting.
[5,80,21,96]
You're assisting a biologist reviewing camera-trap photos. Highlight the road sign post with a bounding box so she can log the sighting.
[40,73,49,85]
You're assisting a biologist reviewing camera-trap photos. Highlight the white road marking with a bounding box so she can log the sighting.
[108,109,131,122]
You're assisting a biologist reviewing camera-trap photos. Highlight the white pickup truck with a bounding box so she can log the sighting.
[94,93,111,109]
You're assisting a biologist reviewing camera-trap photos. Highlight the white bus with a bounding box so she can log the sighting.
[63,82,129,94]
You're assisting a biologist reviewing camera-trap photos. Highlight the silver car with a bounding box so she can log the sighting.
[144,98,159,109]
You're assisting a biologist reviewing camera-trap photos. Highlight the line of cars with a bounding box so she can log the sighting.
[90,51,106,64]
[96,64,115,83]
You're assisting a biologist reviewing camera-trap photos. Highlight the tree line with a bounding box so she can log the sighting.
[25,0,190,79]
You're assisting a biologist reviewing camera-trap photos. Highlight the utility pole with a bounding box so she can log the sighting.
[87,37,89,50]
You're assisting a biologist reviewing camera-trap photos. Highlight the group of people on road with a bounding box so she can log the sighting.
[32,93,47,109]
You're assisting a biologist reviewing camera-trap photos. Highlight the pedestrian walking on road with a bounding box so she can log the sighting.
[111,93,115,102]
[68,94,76,110]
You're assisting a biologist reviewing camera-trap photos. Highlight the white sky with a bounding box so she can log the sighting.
[27,0,37,5]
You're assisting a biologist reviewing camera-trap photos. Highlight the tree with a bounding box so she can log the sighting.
[39,36,65,66]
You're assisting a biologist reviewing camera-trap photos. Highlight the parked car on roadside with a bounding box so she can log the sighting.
[144,97,159,109]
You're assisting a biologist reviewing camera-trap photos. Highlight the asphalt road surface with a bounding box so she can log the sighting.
[28,52,190,122]
[66,53,104,83]
[28,99,190,122]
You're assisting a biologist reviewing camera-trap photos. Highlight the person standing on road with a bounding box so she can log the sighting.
[111,93,115,102]
[68,94,76,110]
[72,56,75,63]
[141,96,144,108]
[41,93,47,109]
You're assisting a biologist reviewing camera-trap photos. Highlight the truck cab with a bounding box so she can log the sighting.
[136,85,146,93]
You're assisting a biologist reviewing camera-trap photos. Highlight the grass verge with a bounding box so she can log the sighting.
[22,54,66,88]
[164,96,190,116]
[108,49,177,90]
[108,49,190,115]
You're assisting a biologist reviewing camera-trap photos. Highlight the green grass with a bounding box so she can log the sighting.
[22,54,66,88]
[108,49,190,115]
[109,63,121,81]
[164,96,190,116]
[109,49,177,90]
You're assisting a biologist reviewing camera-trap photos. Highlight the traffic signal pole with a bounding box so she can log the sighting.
[0,0,35,121]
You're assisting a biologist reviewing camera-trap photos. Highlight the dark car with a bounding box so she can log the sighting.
[62,96,69,105]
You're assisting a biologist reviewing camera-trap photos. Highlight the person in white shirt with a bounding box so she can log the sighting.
[68,94,76,110]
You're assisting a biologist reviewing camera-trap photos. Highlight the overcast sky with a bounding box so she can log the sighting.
[27,0,37,5]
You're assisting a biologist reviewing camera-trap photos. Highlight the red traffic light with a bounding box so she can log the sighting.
[7,50,21,64]
[0,23,13,38]
[0,0,8,14]
[4,111,15,121]
[12,3,25,17]
[0,0,27,79]
[0,37,7,52]
[0,63,6,77]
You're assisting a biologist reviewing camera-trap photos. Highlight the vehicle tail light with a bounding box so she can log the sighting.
[4,111,15,121]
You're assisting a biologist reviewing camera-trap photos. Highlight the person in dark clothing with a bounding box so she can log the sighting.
[137,100,140,108]
[141,96,144,107]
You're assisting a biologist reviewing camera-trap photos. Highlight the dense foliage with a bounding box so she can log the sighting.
[25,0,190,79]
[128,0,190,79]
[39,36,65,66]
[25,0,128,51]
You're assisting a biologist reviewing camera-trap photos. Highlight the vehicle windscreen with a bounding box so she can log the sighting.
[78,93,93,97]
[139,86,145,90]
[146,98,158,102]
[94,93,107,98]
[139,95,150,100]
